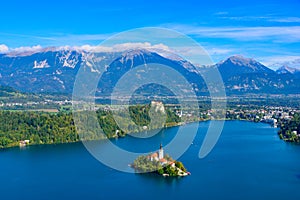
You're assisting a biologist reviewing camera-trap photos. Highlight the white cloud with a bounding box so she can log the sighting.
[74,42,170,52]
[214,12,229,16]
[215,13,300,23]
[164,24,300,42]
[2,42,170,54]
[75,45,113,52]
[0,44,9,53]
[0,32,113,49]
[12,45,43,52]
[219,16,270,21]
[268,17,300,23]
[53,33,113,43]
[259,55,300,69]
[1,42,233,66]
[206,47,234,55]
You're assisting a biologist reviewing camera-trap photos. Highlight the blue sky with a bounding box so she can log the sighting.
[0,0,300,68]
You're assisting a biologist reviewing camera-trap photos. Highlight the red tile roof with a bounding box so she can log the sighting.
[150,153,158,158]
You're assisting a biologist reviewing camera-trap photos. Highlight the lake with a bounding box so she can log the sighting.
[1,121,300,200]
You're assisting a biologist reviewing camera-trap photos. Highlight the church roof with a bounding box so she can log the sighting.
[150,152,158,158]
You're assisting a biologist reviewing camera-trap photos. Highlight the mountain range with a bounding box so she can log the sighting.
[0,48,299,96]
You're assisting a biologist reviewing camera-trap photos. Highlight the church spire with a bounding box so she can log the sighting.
[158,143,164,160]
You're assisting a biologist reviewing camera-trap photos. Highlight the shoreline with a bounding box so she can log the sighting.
[0,119,278,150]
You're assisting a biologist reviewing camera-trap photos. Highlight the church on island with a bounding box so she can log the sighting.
[148,143,169,165]
[132,143,190,177]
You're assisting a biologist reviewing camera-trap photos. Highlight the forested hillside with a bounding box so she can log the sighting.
[0,104,180,148]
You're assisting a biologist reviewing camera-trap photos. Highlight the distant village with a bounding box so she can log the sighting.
[224,106,299,128]
[176,105,299,128]
[0,99,72,110]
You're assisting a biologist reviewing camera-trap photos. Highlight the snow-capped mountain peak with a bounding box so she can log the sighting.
[276,65,300,74]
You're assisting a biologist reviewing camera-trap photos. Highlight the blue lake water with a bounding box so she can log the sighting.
[1,120,300,200]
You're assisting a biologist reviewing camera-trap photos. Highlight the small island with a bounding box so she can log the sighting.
[132,144,190,177]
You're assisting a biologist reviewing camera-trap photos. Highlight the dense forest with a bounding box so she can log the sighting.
[0,104,180,148]
[0,111,77,148]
